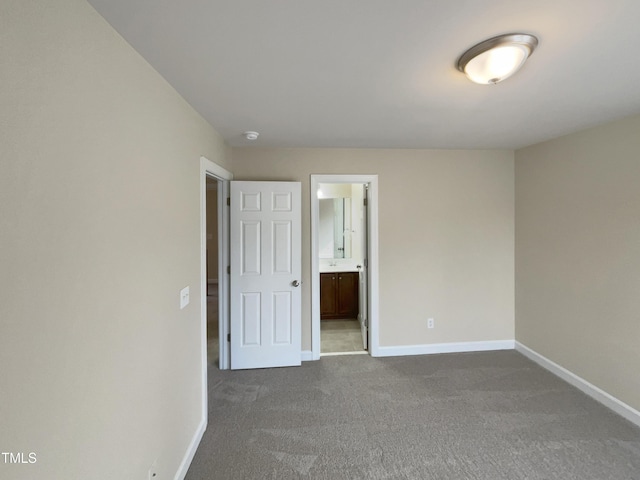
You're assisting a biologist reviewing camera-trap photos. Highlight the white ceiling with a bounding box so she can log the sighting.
[88,0,640,149]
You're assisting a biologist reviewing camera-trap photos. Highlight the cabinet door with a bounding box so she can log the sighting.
[336,272,359,318]
[320,273,336,317]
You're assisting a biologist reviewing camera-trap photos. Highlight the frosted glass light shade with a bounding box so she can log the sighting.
[457,34,538,85]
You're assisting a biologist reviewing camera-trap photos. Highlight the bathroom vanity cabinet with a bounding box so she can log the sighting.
[320,271,359,320]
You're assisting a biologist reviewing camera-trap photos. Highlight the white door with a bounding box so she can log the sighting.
[359,185,369,350]
[230,181,302,369]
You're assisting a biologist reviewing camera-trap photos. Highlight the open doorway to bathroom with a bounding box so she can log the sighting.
[311,174,379,360]
[318,182,368,355]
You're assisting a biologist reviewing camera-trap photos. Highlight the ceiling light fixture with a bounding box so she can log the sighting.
[243,131,259,141]
[457,33,538,85]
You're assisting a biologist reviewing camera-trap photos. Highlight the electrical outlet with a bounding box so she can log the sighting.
[180,286,190,309]
[148,457,158,480]
[427,318,434,329]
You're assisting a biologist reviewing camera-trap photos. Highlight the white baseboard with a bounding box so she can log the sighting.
[174,417,206,480]
[301,350,313,362]
[515,341,640,429]
[375,340,514,357]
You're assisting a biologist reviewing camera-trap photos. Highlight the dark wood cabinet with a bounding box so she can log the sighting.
[320,271,359,320]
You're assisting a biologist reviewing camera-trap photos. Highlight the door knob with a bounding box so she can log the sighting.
[291,280,300,287]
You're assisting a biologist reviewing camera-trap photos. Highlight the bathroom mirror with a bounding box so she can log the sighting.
[319,198,351,259]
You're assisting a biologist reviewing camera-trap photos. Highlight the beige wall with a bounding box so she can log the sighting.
[515,114,640,412]
[232,148,515,351]
[0,1,230,479]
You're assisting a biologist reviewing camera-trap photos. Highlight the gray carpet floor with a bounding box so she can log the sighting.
[185,351,640,479]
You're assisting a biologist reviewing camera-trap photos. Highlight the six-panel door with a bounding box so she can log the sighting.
[229,181,302,369]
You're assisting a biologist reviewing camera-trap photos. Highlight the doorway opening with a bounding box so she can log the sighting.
[318,183,367,355]
[200,157,232,379]
[311,175,379,360]
[205,177,220,366]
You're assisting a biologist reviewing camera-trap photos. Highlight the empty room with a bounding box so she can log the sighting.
[1,1,639,479]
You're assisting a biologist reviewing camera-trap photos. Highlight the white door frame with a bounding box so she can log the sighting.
[310,174,380,359]
[183,157,231,480]
[200,158,233,413]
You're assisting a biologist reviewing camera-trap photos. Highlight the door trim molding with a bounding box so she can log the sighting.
[310,175,380,360]
[201,157,232,376]
[185,156,232,480]
[200,156,232,375]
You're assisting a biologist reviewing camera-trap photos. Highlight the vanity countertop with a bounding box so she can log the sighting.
[319,264,360,273]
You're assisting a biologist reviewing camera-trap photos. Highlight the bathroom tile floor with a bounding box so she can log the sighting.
[321,319,366,354]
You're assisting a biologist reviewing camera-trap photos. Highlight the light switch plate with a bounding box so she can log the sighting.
[180,286,190,309]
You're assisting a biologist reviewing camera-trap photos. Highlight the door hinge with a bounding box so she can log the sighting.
[227,333,230,342]
[363,198,368,206]
[227,265,230,275]
[364,258,368,268]
[227,197,230,206]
